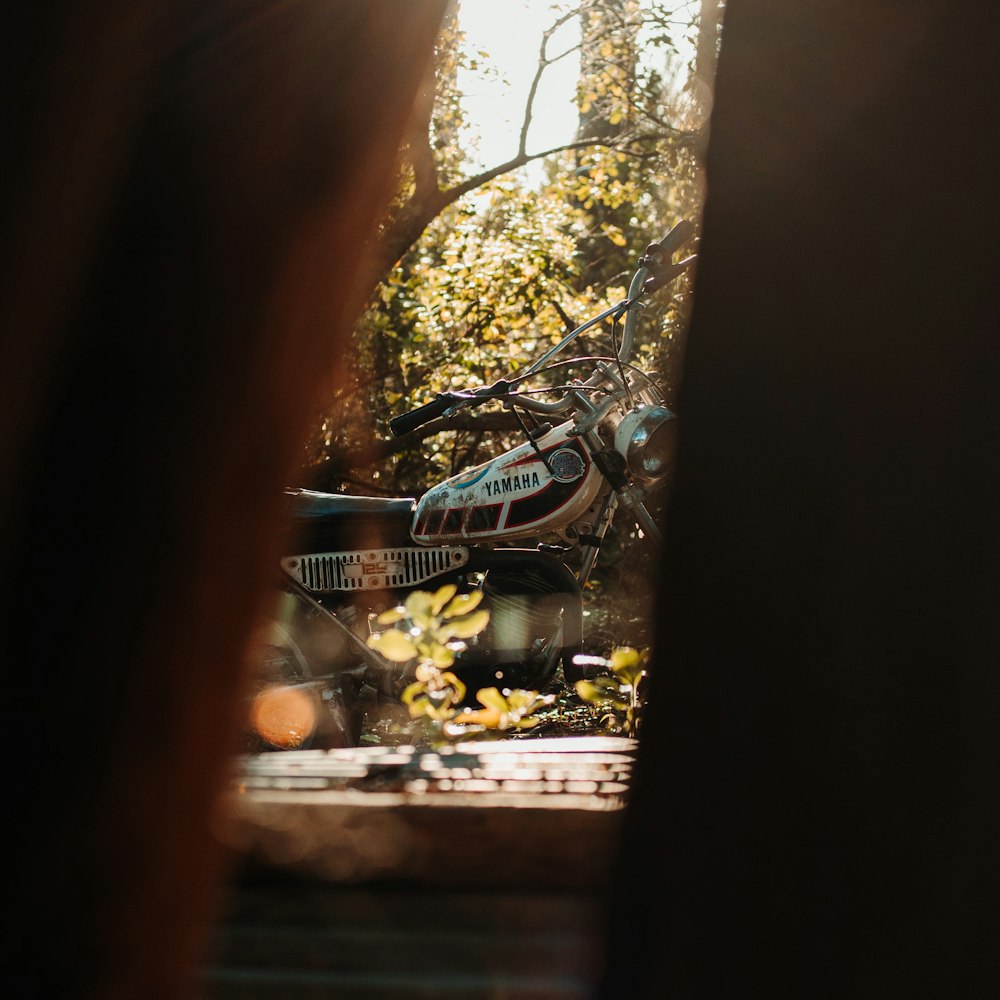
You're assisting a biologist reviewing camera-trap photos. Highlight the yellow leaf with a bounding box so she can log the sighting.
[441,671,467,703]
[427,642,456,668]
[439,608,490,640]
[368,629,417,662]
[506,689,548,712]
[431,583,457,615]
[401,681,425,705]
[404,590,434,620]
[576,677,619,703]
[514,716,542,729]
[442,590,484,619]
[476,687,508,713]
[458,706,502,728]
[610,646,641,673]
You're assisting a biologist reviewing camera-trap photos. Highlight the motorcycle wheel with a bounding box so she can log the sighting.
[458,568,573,695]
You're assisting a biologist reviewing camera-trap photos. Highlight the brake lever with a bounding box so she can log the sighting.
[441,378,513,417]
[642,253,697,294]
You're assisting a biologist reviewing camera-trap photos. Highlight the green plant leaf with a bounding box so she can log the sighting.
[427,642,456,668]
[456,705,502,728]
[611,646,646,687]
[601,713,623,733]
[505,689,540,711]
[441,671,467,704]
[431,583,458,615]
[404,590,435,621]
[424,692,460,721]
[476,687,508,713]
[575,677,618,703]
[401,681,425,705]
[441,590,484,619]
[610,646,639,671]
[439,608,490,640]
[368,629,417,662]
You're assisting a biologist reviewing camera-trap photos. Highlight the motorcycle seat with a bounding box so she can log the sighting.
[285,489,416,550]
[286,489,416,521]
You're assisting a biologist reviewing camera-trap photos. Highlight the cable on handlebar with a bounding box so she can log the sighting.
[642,253,697,295]
[639,220,697,295]
[609,313,636,412]
[388,378,515,437]
[506,400,554,474]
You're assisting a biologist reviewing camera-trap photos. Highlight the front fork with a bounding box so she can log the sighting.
[582,431,663,569]
[616,484,662,544]
[577,490,618,588]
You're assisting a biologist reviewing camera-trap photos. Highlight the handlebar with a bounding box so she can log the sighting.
[388,394,457,436]
[649,219,696,257]
[390,221,696,436]
[618,220,697,357]
[642,253,697,295]
[389,379,512,437]
[638,220,697,293]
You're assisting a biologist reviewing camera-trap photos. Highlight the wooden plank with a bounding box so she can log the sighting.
[218,736,636,887]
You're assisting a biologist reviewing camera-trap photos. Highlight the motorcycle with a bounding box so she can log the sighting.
[248,221,696,748]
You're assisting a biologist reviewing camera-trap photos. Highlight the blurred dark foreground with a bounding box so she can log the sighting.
[202,737,635,999]
[4,2,1000,999]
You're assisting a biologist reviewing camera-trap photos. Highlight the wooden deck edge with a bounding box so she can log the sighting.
[218,791,627,887]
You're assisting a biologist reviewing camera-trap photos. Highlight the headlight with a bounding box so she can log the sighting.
[613,405,677,482]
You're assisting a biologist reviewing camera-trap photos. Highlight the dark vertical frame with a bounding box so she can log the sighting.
[1,3,446,996]
[607,2,1000,995]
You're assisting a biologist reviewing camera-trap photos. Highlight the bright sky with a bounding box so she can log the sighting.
[457,1,699,176]
[457,0,580,170]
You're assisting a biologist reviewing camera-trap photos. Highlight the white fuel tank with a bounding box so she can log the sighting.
[411,421,603,543]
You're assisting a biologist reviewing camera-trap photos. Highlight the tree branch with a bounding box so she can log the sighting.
[443,137,602,203]
[375,1,703,276]
[334,410,523,468]
[519,9,579,158]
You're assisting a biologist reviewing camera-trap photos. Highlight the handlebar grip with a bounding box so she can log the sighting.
[389,394,456,437]
[643,253,697,294]
[648,219,696,258]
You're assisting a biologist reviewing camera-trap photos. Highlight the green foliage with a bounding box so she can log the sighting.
[367,583,489,670]
[575,645,649,736]
[368,586,554,742]
[300,8,713,750]
[455,686,555,734]
[305,1,707,496]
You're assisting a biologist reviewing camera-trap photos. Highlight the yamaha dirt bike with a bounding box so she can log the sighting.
[248,221,696,749]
